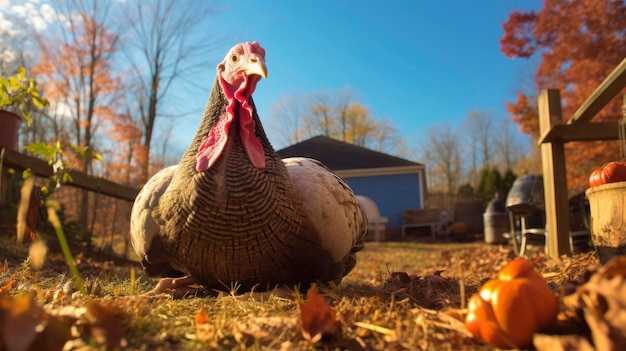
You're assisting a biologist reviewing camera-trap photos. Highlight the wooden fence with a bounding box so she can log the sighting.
[0,147,138,202]
[425,191,483,211]
[0,147,140,257]
[424,191,485,235]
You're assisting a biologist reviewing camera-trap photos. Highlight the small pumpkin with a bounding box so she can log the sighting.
[589,161,626,187]
[464,258,559,348]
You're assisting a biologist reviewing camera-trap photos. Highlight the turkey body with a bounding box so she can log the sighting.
[130,42,367,292]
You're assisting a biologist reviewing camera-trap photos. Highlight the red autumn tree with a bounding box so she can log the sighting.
[501,0,626,193]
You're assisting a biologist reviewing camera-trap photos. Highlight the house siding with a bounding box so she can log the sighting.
[344,172,423,229]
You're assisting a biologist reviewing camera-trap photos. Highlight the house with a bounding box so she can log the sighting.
[276,135,426,238]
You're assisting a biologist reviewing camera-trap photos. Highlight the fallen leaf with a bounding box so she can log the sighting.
[194,306,215,342]
[534,333,595,351]
[0,293,46,351]
[0,280,15,293]
[85,300,128,349]
[300,285,341,342]
[196,306,210,324]
[28,314,74,351]
[569,256,626,350]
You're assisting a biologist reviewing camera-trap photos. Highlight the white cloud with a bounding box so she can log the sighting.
[0,0,14,32]
[0,15,14,33]
[40,3,56,23]
[30,17,48,31]
[2,0,61,32]
[0,0,59,67]
[9,4,26,17]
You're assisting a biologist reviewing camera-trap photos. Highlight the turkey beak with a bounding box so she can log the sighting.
[244,54,267,79]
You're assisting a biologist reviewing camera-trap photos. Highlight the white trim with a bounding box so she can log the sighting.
[336,165,424,178]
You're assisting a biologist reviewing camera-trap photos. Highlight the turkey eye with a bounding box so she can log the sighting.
[230,54,238,63]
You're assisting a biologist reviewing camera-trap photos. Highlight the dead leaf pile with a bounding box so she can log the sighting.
[232,315,298,348]
[0,288,146,350]
[0,293,72,351]
[557,256,626,350]
[426,245,517,280]
[1,232,620,350]
[84,300,129,348]
[383,272,468,309]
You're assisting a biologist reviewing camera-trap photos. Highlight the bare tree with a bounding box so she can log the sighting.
[302,92,335,138]
[465,110,494,169]
[343,103,375,147]
[422,123,464,193]
[0,31,27,76]
[464,119,479,188]
[494,117,522,170]
[373,118,410,158]
[335,86,353,142]
[342,103,408,157]
[124,0,222,182]
[268,94,305,147]
[270,87,409,158]
[514,139,542,176]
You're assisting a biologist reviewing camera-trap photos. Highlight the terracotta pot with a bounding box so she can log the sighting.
[0,109,22,150]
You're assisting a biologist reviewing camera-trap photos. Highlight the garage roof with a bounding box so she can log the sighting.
[276,135,422,170]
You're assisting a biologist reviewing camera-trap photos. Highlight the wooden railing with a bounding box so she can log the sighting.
[538,57,626,258]
[0,147,139,202]
[1,147,140,257]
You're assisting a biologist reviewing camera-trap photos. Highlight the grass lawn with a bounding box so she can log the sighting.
[0,234,600,350]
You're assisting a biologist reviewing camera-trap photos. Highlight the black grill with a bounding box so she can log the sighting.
[505,174,544,215]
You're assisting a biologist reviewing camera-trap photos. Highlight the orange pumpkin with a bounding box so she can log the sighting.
[464,259,559,348]
[589,161,626,187]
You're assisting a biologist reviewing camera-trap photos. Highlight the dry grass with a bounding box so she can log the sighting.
[0,234,597,350]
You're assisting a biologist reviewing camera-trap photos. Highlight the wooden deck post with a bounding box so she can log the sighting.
[538,89,571,258]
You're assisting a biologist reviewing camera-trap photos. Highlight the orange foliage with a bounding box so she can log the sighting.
[501,0,626,193]
[27,10,140,252]
[30,10,148,186]
[505,93,539,136]
[31,14,123,169]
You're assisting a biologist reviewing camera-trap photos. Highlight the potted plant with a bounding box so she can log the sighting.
[0,67,49,150]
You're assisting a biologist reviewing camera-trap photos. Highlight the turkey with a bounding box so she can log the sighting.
[130,42,367,296]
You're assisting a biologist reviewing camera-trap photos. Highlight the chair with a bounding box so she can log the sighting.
[517,210,588,256]
[518,211,548,256]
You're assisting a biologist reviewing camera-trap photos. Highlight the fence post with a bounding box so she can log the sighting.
[538,89,571,258]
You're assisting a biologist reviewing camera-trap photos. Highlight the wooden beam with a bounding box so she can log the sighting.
[0,147,139,202]
[538,121,620,145]
[567,57,626,125]
[538,89,571,258]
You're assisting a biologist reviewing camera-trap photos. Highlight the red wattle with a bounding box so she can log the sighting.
[196,74,266,172]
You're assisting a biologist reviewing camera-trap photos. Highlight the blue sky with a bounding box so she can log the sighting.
[172,0,542,155]
[0,0,542,160]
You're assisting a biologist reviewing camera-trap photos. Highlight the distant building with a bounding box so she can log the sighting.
[276,135,425,236]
